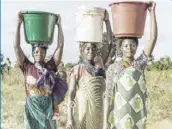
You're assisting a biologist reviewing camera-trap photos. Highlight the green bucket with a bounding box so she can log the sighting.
[21,11,57,45]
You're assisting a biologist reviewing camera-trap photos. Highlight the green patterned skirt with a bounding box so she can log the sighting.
[24,95,57,129]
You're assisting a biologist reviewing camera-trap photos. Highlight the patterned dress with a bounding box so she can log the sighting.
[106,52,151,129]
[20,57,67,129]
[71,61,106,129]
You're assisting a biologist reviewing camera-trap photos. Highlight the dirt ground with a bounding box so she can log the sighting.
[147,120,172,129]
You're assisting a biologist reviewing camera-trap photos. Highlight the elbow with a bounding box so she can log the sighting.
[57,42,64,48]
[150,37,157,44]
[54,60,60,67]
[60,43,64,48]
[150,34,158,43]
[13,42,20,49]
[14,45,20,51]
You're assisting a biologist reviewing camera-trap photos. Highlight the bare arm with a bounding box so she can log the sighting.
[104,10,116,68]
[66,73,77,128]
[103,65,114,129]
[14,12,25,66]
[53,15,64,67]
[103,93,111,129]
[144,2,157,57]
[104,10,113,64]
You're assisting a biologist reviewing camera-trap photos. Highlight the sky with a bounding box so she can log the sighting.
[1,0,172,65]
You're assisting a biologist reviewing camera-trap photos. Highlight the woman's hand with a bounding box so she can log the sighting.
[17,11,23,25]
[56,14,61,26]
[148,1,156,12]
[104,10,109,22]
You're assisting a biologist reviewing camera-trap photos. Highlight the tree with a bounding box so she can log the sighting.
[148,56,172,71]
[65,63,74,71]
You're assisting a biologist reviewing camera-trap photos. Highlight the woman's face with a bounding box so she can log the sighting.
[121,39,137,58]
[83,43,97,61]
[33,47,46,63]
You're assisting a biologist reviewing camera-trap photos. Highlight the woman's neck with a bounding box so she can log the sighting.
[122,57,134,65]
[84,60,94,65]
[34,61,45,67]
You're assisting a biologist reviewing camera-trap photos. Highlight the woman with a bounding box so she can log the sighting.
[66,42,106,129]
[14,12,67,129]
[66,10,111,129]
[103,2,157,129]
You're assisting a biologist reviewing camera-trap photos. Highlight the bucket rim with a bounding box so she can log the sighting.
[21,10,57,16]
[109,0,149,7]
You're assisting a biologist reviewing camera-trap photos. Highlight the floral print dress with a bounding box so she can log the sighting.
[20,57,67,129]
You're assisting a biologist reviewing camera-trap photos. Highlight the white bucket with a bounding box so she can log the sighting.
[76,6,105,43]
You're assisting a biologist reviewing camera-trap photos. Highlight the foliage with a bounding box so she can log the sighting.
[148,56,172,71]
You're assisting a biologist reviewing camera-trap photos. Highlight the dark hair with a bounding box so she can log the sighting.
[32,44,48,57]
[79,42,97,52]
[115,37,138,57]
[118,37,138,47]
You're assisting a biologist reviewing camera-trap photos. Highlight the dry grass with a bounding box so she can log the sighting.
[145,71,172,125]
[1,67,172,129]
